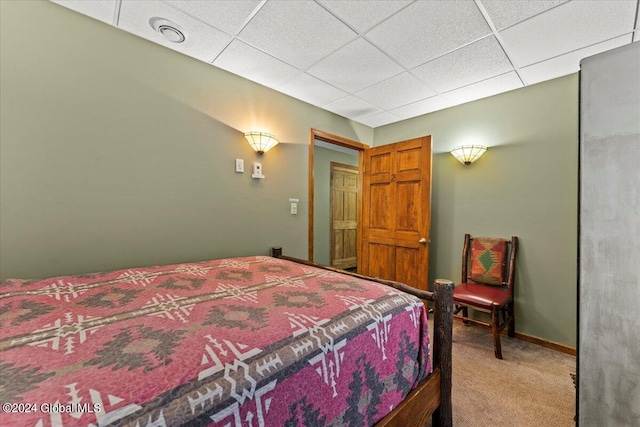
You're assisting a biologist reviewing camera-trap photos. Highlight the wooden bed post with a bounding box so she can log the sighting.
[271,247,282,258]
[432,279,454,427]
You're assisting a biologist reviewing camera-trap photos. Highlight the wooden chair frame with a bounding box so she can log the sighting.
[453,234,518,359]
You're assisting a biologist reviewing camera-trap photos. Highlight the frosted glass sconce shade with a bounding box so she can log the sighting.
[244,132,279,155]
[451,145,488,165]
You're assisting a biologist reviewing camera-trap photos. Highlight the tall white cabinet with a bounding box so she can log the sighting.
[579,42,640,425]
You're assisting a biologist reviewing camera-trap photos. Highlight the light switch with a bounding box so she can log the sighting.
[235,159,244,173]
[291,202,298,215]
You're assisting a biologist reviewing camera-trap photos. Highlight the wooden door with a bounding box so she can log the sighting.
[358,137,432,290]
[330,162,359,270]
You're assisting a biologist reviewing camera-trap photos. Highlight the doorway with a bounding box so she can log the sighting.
[308,129,367,267]
[309,130,432,290]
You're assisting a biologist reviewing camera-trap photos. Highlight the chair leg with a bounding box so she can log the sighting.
[508,301,515,338]
[462,306,469,325]
[491,304,502,359]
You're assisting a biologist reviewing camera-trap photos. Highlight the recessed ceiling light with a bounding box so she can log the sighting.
[149,18,186,44]
[157,25,185,43]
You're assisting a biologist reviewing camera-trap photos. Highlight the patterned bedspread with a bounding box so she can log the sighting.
[0,256,430,426]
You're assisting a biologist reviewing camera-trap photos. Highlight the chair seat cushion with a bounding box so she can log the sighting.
[453,282,512,309]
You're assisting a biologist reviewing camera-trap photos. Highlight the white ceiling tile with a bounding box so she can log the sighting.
[213,40,299,88]
[49,0,639,126]
[355,72,436,110]
[51,0,116,24]
[118,0,231,63]
[318,0,412,33]
[443,72,523,106]
[277,73,348,107]
[307,38,404,93]
[520,35,631,85]
[412,36,514,93]
[366,0,491,69]
[389,95,457,119]
[356,111,401,128]
[480,0,568,30]
[163,0,262,35]
[237,1,357,69]
[324,96,382,120]
[500,0,637,67]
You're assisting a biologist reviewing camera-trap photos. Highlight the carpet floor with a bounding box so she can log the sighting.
[427,320,576,427]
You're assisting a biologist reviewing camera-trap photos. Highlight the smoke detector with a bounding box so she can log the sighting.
[150,18,186,43]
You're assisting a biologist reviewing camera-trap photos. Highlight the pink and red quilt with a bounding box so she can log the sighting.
[0,256,430,426]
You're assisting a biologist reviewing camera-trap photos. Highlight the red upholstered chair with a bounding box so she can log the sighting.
[453,234,518,359]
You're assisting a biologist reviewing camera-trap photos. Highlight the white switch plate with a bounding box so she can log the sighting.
[235,159,244,173]
[252,162,265,179]
[290,202,298,215]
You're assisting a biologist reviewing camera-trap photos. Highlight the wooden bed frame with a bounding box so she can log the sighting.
[272,247,453,427]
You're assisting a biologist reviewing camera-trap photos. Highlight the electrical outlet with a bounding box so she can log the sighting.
[252,162,265,179]
[235,159,244,173]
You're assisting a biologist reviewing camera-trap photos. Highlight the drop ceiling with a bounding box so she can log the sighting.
[52,0,639,128]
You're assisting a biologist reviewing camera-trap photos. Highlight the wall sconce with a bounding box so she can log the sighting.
[450,145,488,165]
[244,132,279,155]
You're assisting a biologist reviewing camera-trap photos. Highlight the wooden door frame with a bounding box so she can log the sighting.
[329,161,359,268]
[308,128,367,262]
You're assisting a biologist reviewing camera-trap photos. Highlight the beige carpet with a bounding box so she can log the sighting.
[428,320,576,427]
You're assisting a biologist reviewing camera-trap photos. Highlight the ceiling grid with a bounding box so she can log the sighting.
[51,0,639,128]
[474,0,528,86]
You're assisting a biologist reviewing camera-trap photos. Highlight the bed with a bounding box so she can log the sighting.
[0,248,452,426]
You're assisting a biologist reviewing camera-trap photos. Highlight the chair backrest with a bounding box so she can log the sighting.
[462,234,518,291]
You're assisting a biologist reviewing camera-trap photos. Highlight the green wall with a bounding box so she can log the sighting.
[0,0,371,279]
[0,0,577,346]
[313,145,359,266]
[375,74,579,346]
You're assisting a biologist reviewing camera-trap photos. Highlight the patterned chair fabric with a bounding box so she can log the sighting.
[469,237,507,285]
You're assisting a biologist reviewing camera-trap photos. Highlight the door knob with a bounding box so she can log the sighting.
[418,238,427,244]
